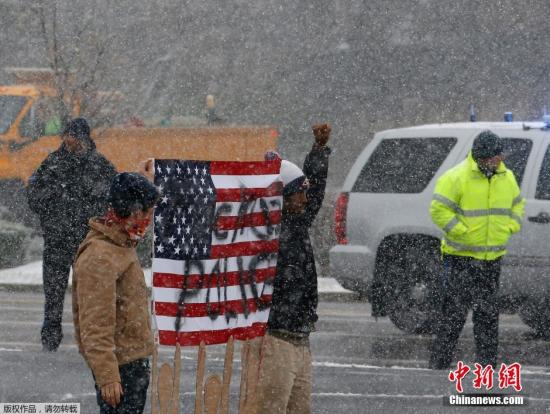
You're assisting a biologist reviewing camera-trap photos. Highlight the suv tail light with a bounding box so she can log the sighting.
[335,192,349,245]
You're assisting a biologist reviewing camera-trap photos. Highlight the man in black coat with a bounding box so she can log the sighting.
[256,123,331,414]
[27,118,117,351]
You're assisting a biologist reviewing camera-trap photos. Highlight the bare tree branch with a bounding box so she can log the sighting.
[24,0,128,128]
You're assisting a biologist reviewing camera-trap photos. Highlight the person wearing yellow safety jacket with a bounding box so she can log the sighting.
[428,130,525,370]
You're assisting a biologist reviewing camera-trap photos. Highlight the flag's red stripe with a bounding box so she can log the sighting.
[153,267,276,289]
[211,240,279,258]
[210,160,281,175]
[215,182,283,202]
[155,294,272,318]
[158,323,267,346]
[216,211,281,230]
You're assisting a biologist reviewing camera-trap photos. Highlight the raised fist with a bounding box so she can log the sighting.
[312,123,331,147]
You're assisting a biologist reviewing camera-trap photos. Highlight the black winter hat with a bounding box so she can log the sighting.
[471,130,504,161]
[62,118,91,140]
[108,173,160,218]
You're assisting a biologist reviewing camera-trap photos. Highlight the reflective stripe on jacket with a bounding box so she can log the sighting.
[430,152,525,260]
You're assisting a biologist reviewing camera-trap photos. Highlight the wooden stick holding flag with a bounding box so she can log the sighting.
[204,374,222,413]
[220,336,234,414]
[238,341,250,414]
[151,341,159,414]
[194,341,206,414]
[170,343,181,414]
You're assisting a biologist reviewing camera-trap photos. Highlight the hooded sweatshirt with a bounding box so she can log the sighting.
[267,145,331,336]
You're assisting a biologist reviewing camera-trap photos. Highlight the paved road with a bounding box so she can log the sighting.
[1,291,550,413]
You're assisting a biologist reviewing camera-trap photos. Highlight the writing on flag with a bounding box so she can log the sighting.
[152,159,282,346]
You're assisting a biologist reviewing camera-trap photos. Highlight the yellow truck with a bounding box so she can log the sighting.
[0,71,278,223]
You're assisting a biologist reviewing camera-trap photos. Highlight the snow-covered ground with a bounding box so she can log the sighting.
[0,260,351,293]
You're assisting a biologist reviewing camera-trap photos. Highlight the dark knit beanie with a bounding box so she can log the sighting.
[108,173,159,218]
[471,130,503,161]
[62,118,91,141]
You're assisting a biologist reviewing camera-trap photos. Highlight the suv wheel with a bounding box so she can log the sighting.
[383,237,441,334]
[519,299,550,336]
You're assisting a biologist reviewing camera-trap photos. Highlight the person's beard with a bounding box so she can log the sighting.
[478,164,497,178]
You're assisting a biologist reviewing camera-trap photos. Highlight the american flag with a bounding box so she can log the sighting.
[152,159,282,346]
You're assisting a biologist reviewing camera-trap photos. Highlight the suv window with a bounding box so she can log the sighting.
[352,137,457,193]
[535,144,550,200]
[501,138,533,186]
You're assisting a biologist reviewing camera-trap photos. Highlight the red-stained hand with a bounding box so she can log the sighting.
[312,123,331,147]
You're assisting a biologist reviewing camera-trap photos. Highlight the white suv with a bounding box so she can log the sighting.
[330,121,550,334]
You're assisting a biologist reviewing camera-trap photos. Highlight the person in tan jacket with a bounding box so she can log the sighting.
[73,172,159,413]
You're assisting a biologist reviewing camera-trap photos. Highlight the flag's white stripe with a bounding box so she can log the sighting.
[214,197,282,216]
[156,225,279,251]
[211,195,282,246]
[211,225,280,246]
[156,309,270,332]
[152,255,278,275]
[212,174,280,189]
[153,282,273,304]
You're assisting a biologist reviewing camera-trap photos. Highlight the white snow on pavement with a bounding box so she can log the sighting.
[313,392,442,399]
[0,261,49,285]
[0,260,350,293]
[314,361,431,371]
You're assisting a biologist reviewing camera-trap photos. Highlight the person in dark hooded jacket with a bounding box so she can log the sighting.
[256,123,331,414]
[27,118,117,351]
